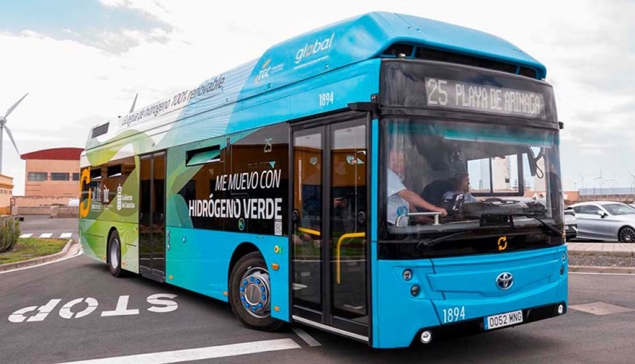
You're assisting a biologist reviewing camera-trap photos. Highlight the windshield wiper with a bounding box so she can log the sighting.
[416,230,474,250]
[416,213,561,250]
[480,212,562,236]
[528,215,562,236]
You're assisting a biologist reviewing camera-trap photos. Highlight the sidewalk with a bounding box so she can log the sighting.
[567,242,635,274]
[567,242,635,257]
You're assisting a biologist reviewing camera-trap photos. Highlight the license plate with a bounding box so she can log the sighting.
[484,310,523,330]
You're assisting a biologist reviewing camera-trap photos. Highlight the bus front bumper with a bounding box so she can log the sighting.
[412,302,566,345]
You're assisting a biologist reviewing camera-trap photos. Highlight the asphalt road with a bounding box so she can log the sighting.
[1,252,635,364]
[3,217,635,362]
[16,215,79,242]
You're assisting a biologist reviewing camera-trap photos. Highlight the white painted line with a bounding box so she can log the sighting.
[292,326,322,347]
[57,338,301,364]
[60,233,73,239]
[0,249,83,275]
[39,233,53,238]
[19,234,32,238]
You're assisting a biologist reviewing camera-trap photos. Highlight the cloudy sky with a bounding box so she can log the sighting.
[0,0,633,195]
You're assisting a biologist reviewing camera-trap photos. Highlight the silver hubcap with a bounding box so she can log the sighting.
[110,239,119,268]
[620,229,635,243]
[239,267,271,318]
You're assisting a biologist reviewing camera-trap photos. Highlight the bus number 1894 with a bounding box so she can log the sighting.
[442,306,466,324]
[319,91,334,107]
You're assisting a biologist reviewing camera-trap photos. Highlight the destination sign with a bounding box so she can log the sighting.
[424,77,546,119]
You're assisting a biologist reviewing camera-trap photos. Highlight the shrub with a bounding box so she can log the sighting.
[0,217,21,254]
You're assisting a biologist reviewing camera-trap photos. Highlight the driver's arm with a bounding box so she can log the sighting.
[398,189,448,216]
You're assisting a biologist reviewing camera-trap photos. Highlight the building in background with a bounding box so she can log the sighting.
[0,174,14,215]
[16,147,83,207]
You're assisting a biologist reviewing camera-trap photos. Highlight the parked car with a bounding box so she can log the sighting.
[564,207,577,241]
[569,201,635,242]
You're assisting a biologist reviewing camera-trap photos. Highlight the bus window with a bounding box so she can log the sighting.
[293,130,323,310]
[331,123,367,321]
[102,157,135,211]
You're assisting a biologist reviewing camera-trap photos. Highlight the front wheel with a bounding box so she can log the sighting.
[108,231,124,277]
[618,227,635,243]
[229,251,284,331]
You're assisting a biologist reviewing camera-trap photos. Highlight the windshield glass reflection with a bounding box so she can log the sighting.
[381,118,563,240]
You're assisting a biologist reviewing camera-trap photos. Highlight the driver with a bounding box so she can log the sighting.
[387,147,447,226]
[442,172,479,203]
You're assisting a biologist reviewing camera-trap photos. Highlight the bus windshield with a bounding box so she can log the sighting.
[380,118,563,255]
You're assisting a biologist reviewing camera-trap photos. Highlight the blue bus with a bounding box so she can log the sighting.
[79,11,568,348]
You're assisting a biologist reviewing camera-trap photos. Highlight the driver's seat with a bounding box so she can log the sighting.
[420,179,454,210]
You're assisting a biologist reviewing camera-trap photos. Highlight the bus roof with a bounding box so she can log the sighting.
[85,11,547,151]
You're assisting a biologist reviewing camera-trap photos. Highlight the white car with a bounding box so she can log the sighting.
[569,201,635,242]
[564,207,577,241]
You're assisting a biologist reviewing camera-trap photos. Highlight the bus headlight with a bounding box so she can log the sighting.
[411,285,420,297]
[403,269,413,281]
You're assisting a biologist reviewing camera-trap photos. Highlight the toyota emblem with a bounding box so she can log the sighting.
[496,272,514,290]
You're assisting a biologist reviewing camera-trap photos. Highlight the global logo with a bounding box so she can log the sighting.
[238,218,245,231]
[295,33,335,64]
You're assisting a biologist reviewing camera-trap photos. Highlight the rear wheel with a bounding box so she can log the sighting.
[618,227,635,243]
[108,231,124,277]
[229,251,284,331]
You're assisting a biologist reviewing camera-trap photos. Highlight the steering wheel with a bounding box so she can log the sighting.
[482,197,519,205]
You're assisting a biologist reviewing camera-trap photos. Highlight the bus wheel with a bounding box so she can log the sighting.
[108,231,124,277]
[229,252,284,331]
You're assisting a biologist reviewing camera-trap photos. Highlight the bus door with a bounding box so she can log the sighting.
[139,152,166,282]
[291,117,369,341]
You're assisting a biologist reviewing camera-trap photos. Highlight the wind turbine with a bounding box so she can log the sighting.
[129,93,138,113]
[117,93,138,119]
[0,93,27,174]
[577,172,589,190]
[590,169,603,198]
[595,170,604,188]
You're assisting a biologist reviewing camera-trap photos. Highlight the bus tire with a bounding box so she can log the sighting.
[108,231,124,277]
[229,251,284,331]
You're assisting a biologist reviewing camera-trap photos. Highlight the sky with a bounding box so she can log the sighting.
[0,0,633,195]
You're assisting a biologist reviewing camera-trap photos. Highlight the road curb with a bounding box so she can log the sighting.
[0,239,76,272]
[569,265,635,274]
[568,250,635,257]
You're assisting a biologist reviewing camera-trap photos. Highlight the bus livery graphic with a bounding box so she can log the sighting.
[80,11,567,349]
